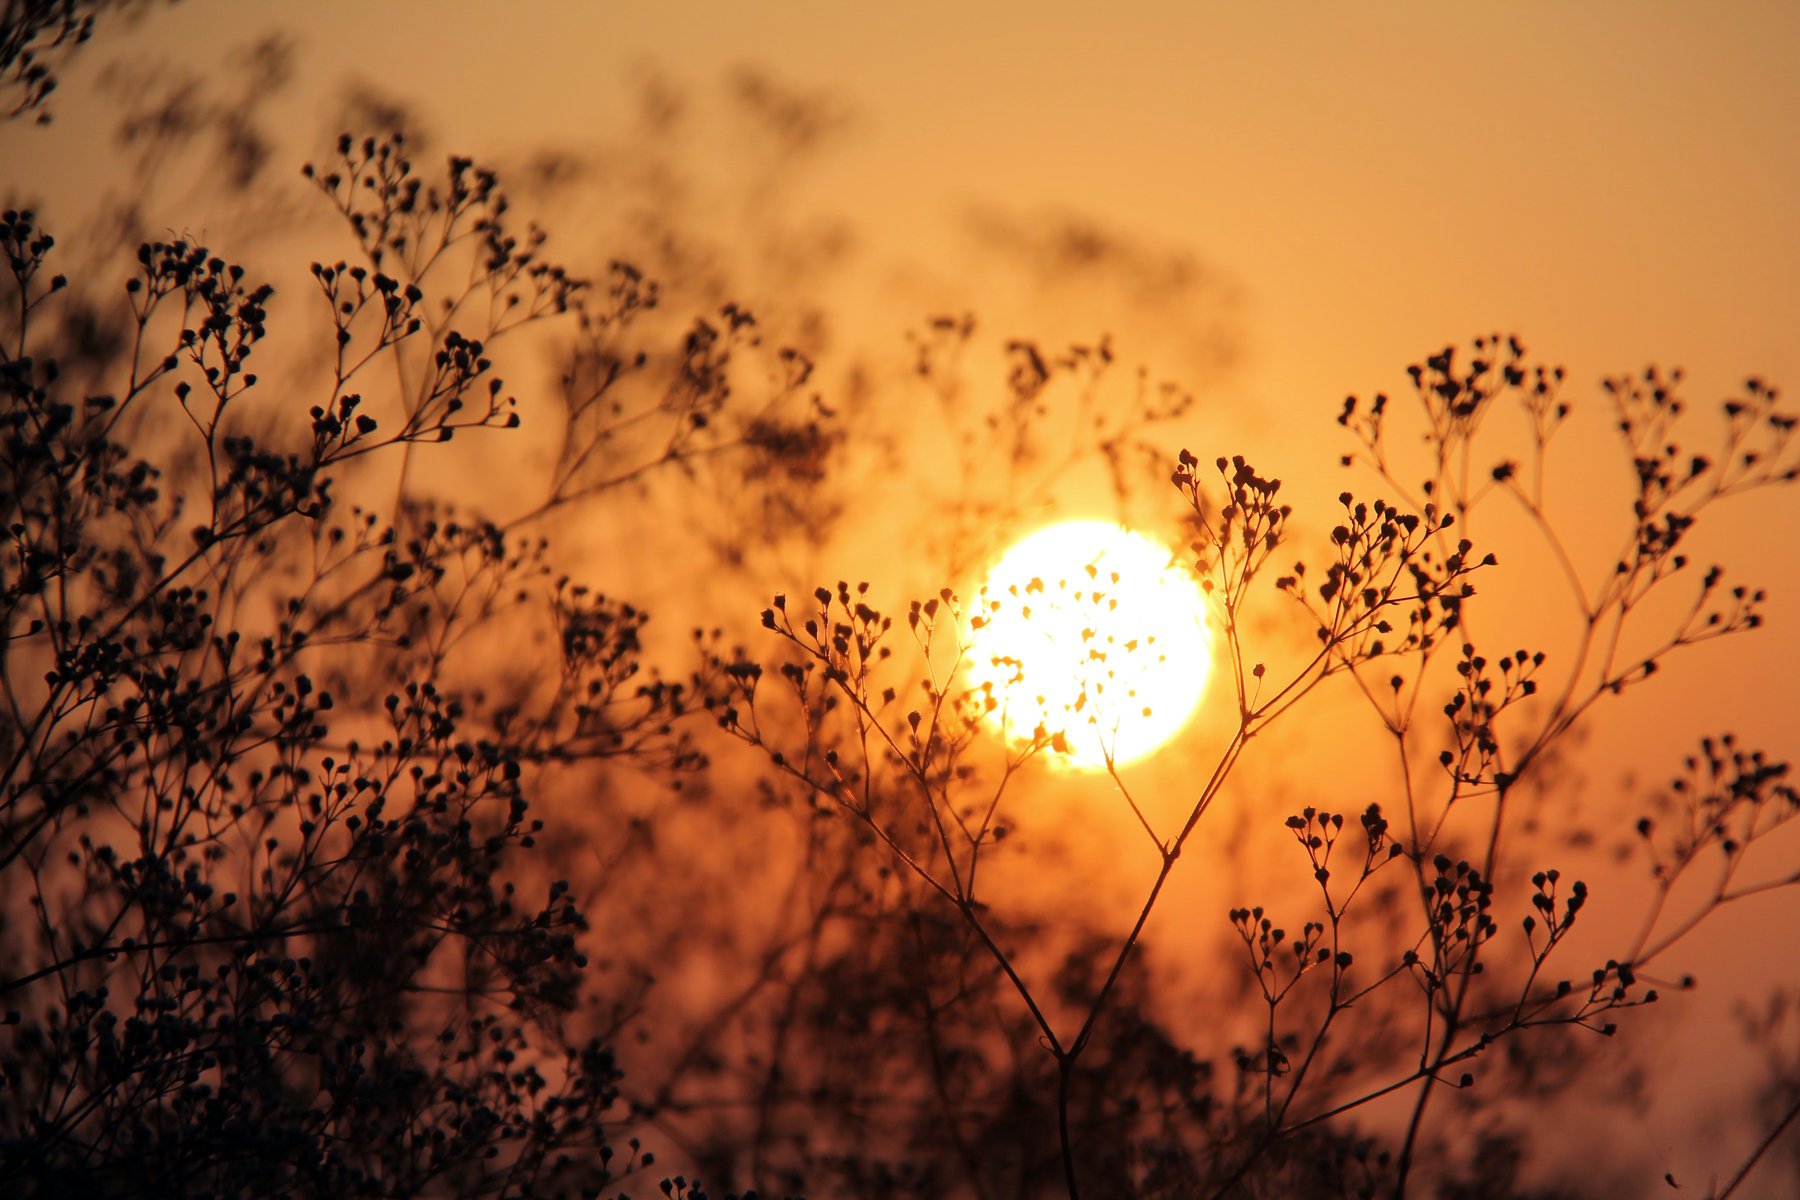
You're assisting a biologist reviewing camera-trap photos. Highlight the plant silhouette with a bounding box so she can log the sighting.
[5,19,1800,1200]
[718,345,1800,1197]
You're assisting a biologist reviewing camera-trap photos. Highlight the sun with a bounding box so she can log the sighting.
[966,521,1212,768]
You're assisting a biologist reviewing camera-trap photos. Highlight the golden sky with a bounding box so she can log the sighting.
[7,1,1800,1191]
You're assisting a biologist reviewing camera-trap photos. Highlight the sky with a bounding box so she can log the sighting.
[6,1,1800,1192]
[323,1,1800,384]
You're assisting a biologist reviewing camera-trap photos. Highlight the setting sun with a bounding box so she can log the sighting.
[967,521,1211,767]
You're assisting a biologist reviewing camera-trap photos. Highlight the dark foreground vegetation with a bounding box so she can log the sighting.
[4,6,1800,1197]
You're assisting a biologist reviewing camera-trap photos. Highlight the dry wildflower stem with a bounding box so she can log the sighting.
[724,336,1800,1197]
[0,125,805,1194]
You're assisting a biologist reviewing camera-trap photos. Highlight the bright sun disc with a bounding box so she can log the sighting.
[967,521,1211,768]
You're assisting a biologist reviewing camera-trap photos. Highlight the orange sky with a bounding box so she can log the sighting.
[14,2,1800,392]
[6,2,1800,1191]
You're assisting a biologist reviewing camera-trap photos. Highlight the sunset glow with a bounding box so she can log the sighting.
[967,521,1211,767]
[7,5,1800,1195]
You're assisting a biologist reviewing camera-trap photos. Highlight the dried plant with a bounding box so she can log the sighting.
[6,28,1800,1200]
[2,0,149,124]
[721,334,1800,1197]
[0,126,778,1195]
